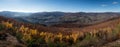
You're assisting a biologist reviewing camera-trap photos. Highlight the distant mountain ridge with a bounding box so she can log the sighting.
[0,11,120,27]
[0,11,31,17]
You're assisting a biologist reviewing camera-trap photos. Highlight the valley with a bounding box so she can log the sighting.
[0,11,120,47]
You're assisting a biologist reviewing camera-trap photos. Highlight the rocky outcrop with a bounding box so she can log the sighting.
[0,32,26,47]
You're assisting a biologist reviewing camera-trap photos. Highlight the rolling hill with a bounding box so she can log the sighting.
[0,11,120,26]
[0,12,120,47]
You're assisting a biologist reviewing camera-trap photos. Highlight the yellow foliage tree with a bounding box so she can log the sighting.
[70,33,79,43]
[30,29,37,35]
[57,33,63,42]
[2,21,13,28]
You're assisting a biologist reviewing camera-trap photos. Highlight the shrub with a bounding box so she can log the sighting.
[0,24,4,31]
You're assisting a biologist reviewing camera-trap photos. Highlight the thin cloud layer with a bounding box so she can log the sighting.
[112,2,118,4]
[101,1,119,7]
[101,4,107,7]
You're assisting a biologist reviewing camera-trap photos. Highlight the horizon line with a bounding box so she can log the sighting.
[0,10,119,13]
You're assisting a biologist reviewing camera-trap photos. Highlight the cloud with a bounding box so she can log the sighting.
[101,4,107,7]
[112,2,118,4]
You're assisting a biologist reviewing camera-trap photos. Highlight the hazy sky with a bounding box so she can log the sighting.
[0,0,119,12]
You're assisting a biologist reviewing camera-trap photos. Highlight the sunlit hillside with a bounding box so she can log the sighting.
[1,15,120,47]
